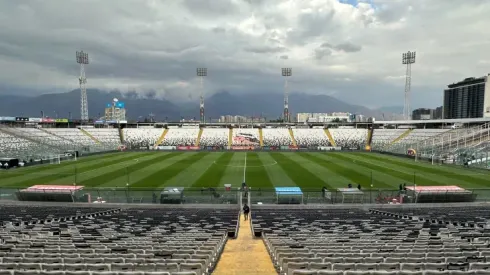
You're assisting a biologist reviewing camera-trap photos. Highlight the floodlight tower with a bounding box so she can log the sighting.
[76,51,89,121]
[402,51,416,120]
[197,68,207,123]
[281,68,292,122]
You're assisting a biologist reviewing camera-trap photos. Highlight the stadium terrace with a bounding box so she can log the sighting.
[1,120,490,274]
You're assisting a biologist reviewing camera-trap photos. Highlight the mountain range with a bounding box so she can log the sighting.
[0,89,403,121]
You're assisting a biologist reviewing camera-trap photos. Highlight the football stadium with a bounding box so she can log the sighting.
[2,1,490,274]
[2,123,490,274]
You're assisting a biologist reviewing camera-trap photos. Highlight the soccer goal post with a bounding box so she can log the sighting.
[49,153,77,165]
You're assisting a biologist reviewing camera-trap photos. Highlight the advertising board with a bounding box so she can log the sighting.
[55,118,68,123]
[177,146,200,150]
[15,117,28,122]
[157,146,176,150]
[318,146,341,151]
[289,146,298,150]
[41,118,54,123]
[0,117,15,121]
[29,117,42,122]
[232,146,255,150]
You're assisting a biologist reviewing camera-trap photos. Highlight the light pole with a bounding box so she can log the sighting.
[281,68,292,122]
[197,68,207,124]
[402,51,416,120]
[76,51,89,122]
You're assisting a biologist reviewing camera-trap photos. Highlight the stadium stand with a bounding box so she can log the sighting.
[371,129,407,149]
[329,128,367,149]
[252,206,490,275]
[45,128,96,146]
[84,128,121,147]
[292,128,331,147]
[262,128,293,146]
[0,130,45,159]
[160,128,200,146]
[123,128,163,149]
[199,128,228,147]
[397,129,448,145]
[0,203,238,275]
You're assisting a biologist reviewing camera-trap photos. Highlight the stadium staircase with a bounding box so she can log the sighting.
[391,128,413,145]
[154,128,169,148]
[118,127,124,143]
[195,128,203,146]
[228,128,233,147]
[213,214,276,275]
[79,128,100,144]
[259,128,264,147]
[288,128,297,147]
[39,128,76,143]
[324,128,337,147]
[366,128,373,150]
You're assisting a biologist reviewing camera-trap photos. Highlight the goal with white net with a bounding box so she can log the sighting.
[49,153,77,165]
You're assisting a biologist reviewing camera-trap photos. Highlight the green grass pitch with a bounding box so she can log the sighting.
[1,151,489,191]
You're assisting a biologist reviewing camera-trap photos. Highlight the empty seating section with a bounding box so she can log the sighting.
[124,128,163,149]
[84,129,121,148]
[231,128,260,146]
[292,129,331,147]
[376,206,490,226]
[262,128,293,146]
[371,129,406,148]
[0,131,42,159]
[160,128,199,146]
[0,205,238,275]
[397,129,448,144]
[199,128,228,147]
[45,129,96,146]
[329,129,367,149]
[252,207,490,275]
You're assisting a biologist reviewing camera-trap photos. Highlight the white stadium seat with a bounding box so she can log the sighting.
[292,128,331,147]
[200,128,228,147]
[262,128,292,146]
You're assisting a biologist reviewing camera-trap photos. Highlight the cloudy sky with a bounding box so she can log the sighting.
[0,0,489,109]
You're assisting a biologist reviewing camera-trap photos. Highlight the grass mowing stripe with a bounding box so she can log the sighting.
[330,153,444,186]
[302,153,392,189]
[192,153,234,188]
[245,152,274,188]
[363,153,490,186]
[131,152,209,188]
[0,153,123,180]
[4,153,151,188]
[79,153,182,187]
[269,152,332,190]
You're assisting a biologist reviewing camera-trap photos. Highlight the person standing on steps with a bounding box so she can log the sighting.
[243,203,250,221]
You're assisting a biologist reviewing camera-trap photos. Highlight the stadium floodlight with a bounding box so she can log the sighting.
[402,51,416,120]
[76,51,89,122]
[281,68,292,122]
[197,68,207,123]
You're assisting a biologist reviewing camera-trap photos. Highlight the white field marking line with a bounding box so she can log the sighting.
[213,161,277,168]
[243,152,247,183]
